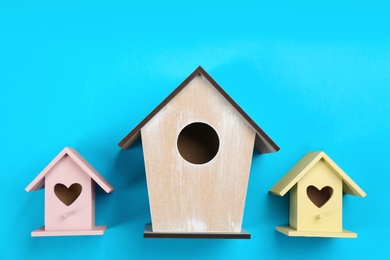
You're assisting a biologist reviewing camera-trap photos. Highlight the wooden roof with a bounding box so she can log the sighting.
[118,66,279,153]
[25,147,114,193]
[270,151,366,197]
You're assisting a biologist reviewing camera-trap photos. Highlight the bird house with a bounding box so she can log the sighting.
[25,147,114,236]
[270,151,366,238]
[119,66,279,238]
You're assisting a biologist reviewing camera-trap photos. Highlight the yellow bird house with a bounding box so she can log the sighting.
[270,151,366,238]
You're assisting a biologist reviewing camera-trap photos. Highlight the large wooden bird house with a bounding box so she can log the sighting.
[25,147,114,236]
[270,151,366,238]
[119,66,279,238]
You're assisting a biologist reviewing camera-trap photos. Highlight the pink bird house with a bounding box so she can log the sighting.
[25,147,114,237]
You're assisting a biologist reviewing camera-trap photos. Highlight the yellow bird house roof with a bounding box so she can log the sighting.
[270,151,366,197]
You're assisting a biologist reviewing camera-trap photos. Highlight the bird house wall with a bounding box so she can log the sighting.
[289,185,298,230]
[141,74,256,233]
[295,159,343,232]
[45,155,94,231]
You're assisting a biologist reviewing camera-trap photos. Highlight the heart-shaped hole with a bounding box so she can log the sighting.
[54,183,82,206]
[306,185,333,208]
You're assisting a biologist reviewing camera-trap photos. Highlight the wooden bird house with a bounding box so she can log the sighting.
[119,66,279,238]
[270,151,366,238]
[25,147,114,236]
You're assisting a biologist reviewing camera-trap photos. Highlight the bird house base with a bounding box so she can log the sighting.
[144,224,250,239]
[276,226,357,238]
[31,226,107,237]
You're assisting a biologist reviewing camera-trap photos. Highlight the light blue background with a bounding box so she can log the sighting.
[1,1,389,259]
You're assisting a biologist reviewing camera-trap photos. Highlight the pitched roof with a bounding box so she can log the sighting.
[269,151,366,197]
[118,66,279,153]
[25,147,114,193]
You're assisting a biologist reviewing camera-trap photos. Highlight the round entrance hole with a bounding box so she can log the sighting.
[177,122,220,164]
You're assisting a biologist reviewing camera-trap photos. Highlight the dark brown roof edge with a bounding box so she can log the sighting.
[118,66,280,153]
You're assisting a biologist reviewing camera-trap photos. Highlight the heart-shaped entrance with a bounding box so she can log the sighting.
[54,183,82,206]
[306,185,333,208]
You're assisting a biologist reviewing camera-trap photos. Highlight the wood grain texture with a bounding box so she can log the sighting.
[118,66,279,153]
[141,74,256,233]
[143,224,250,239]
